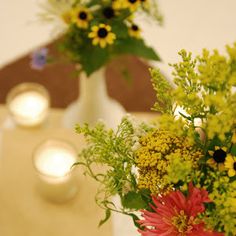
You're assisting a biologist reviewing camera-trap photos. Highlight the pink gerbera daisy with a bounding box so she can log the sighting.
[138,183,224,236]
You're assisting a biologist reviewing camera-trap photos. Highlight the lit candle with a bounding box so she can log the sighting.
[33,139,78,203]
[7,83,49,127]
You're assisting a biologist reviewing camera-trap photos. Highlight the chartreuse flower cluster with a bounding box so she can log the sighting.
[37,0,162,75]
[76,43,236,235]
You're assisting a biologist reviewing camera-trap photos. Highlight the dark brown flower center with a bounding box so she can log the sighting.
[129,0,137,3]
[213,149,226,163]
[234,162,236,170]
[98,28,108,38]
[79,11,87,20]
[131,24,139,31]
[103,7,115,19]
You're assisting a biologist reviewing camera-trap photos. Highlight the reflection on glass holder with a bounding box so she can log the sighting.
[6,82,50,128]
[32,139,78,203]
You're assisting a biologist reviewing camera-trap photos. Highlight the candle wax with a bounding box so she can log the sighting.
[9,91,48,126]
[35,146,76,178]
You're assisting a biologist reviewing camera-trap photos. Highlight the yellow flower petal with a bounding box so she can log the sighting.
[99,39,107,48]
[207,158,216,167]
[105,25,111,31]
[88,32,96,38]
[100,23,106,28]
[222,146,227,152]
[92,38,99,46]
[228,169,236,177]
[218,163,225,171]
[91,25,99,32]
[208,150,214,156]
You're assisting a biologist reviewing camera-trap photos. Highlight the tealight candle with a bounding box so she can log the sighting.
[33,139,78,203]
[7,83,50,127]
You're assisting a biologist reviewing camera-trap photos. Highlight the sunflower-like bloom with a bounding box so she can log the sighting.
[71,6,92,29]
[225,154,236,177]
[125,0,141,11]
[128,24,141,38]
[88,24,116,48]
[137,183,223,236]
[208,146,227,171]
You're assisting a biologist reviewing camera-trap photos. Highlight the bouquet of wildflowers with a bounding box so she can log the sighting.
[36,0,162,75]
[75,43,236,235]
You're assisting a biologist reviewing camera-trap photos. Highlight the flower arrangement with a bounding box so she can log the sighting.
[75,43,236,235]
[37,0,162,75]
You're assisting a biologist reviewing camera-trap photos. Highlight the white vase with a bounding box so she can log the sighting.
[112,195,138,236]
[62,67,126,129]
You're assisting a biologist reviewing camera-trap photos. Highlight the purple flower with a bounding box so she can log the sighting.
[30,48,48,70]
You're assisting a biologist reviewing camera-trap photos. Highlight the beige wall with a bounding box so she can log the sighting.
[1,0,236,74]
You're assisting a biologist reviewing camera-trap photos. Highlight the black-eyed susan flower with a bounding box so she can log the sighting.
[208,146,227,171]
[88,24,116,48]
[102,7,115,19]
[128,24,141,38]
[125,0,141,11]
[71,7,92,29]
[225,154,236,177]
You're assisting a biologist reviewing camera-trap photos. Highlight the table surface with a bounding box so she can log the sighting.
[0,105,157,236]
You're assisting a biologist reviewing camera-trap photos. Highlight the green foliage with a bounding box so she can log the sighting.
[75,43,236,235]
[113,38,160,61]
[75,117,151,218]
[99,209,111,227]
[231,144,236,155]
[40,0,162,76]
[121,191,147,210]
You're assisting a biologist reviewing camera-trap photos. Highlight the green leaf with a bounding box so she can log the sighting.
[113,38,161,61]
[99,209,111,227]
[231,144,236,155]
[127,213,142,230]
[79,45,110,76]
[111,21,129,39]
[121,191,147,210]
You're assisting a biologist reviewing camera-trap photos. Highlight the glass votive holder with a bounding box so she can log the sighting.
[6,82,50,128]
[33,139,78,203]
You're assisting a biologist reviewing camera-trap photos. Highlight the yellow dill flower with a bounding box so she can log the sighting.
[71,6,93,29]
[88,24,116,48]
[135,130,202,194]
[208,146,227,171]
[128,24,141,38]
[225,154,236,177]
